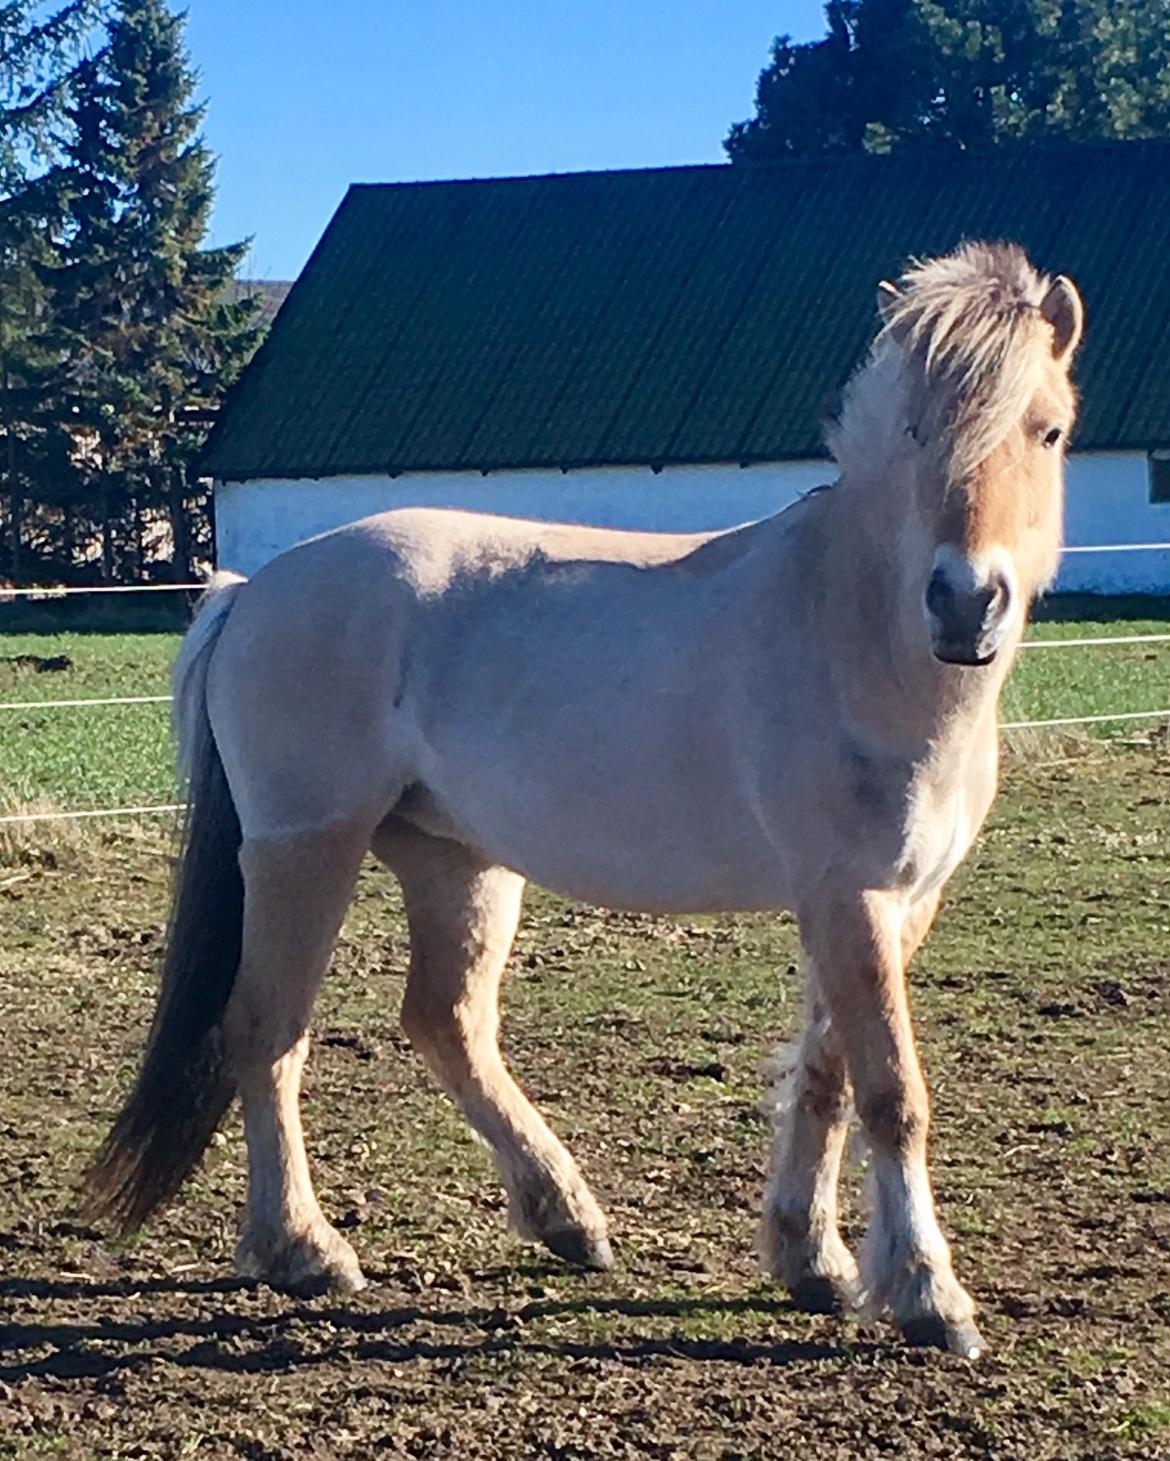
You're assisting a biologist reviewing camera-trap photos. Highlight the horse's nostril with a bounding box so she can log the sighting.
[925,571,953,619]
[927,567,1011,631]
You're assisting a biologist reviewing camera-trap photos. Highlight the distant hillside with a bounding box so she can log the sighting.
[227,279,293,329]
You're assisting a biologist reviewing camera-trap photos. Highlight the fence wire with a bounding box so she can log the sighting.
[1060,542,1170,553]
[2,583,203,597]
[0,803,184,826]
[0,693,172,712]
[3,547,1167,826]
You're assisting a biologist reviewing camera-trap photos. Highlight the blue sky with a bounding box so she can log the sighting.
[185,2,827,280]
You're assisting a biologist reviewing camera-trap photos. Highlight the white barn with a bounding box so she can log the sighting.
[205,142,1170,596]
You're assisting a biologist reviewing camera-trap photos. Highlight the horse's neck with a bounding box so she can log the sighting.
[819,475,1016,759]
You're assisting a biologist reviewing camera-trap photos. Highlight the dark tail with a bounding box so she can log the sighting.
[86,573,247,1233]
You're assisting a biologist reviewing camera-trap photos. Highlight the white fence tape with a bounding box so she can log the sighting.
[0,539,1167,600]
[0,628,1166,717]
[1019,632,1170,650]
[1060,542,1170,554]
[2,549,1167,827]
[3,706,1167,827]
[1,583,202,597]
[1000,708,1170,731]
[0,693,173,712]
[0,803,184,826]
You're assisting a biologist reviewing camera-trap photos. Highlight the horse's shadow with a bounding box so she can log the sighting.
[0,1270,860,1382]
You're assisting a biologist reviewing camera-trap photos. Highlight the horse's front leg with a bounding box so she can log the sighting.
[800,888,984,1356]
[759,971,860,1313]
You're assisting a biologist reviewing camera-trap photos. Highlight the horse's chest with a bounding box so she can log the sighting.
[901,796,973,897]
[843,743,990,897]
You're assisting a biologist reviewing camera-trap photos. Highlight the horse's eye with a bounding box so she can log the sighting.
[906,423,925,446]
[1042,426,1063,449]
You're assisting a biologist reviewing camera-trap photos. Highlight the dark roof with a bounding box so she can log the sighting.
[203,140,1170,480]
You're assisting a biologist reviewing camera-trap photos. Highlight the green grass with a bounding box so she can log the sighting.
[1,594,1167,812]
[1115,1401,1170,1439]
[0,631,180,809]
[1005,604,1170,727]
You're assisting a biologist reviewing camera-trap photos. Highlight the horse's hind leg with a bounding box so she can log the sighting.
[759,965,859,1313]
[375,826,612,1270]
[226,823,369,1294]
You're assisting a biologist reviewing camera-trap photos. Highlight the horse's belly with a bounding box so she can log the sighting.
[402,764,794,914]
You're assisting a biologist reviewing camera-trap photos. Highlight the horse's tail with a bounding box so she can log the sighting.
[86,570,248,1234]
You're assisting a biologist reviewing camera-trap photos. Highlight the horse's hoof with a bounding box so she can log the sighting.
[900,1314,986,1358]
[294,1259,368,1298]
[236,1226,368,1297]
[544,1228,614,1271]
[278,1265,367,1299]
[789,1274,851,1316]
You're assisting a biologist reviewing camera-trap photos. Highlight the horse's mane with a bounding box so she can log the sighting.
[829,242,1054,477]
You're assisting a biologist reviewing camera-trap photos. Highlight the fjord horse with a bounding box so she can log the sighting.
[89,243,1082,1356]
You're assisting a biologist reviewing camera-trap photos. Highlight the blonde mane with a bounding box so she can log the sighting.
[829,242,1056,476]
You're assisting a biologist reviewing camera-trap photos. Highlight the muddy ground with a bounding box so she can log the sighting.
[1,751,1168,1458]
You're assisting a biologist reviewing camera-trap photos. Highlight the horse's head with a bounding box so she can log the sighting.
[836,244,1083,668]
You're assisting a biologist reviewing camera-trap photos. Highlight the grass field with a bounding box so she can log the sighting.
[0,633,177,811]
[1,595,1168,814]
[0,749,1167,1456]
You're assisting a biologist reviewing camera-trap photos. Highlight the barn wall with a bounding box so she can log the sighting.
[213,461,830,576]
[1058,453,1170,595]
[215,452,1169,593]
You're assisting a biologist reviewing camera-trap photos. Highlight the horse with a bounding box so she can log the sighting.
[86,242,1082,1358]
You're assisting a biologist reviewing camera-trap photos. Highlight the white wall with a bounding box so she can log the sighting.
[214,461,829,576]
[215,452,1170,594]
[1056,453,1170,595]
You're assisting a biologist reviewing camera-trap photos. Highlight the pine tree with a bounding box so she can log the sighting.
[35,57,137,581]
[727,0,1170,160]
[1,0,101,190]
[102,0,259,578]
[1,0,101,582]
[0,186,81,583]
[39,0,260,581]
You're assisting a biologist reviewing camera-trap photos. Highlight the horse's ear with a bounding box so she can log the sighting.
[1040,275,1083,363]
[876,280,907,342]
[876,280,901,323]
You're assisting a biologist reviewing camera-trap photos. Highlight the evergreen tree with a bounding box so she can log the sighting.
[727,0,1170,160]
[1,0,101,582]
[103,0,259,578]
[38,0,260,581]
[1,0,101,190]
[34,56,138,580]
[0,185,80,583]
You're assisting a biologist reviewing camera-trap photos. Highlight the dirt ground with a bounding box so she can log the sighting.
[1,751,1168,1459]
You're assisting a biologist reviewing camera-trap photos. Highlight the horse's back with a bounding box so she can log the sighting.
[294,505,728,588]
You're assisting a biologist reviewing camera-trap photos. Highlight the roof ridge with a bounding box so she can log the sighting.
[344,136,1170,194]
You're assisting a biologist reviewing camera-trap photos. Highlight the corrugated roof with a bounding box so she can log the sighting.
[203,140,1170,480]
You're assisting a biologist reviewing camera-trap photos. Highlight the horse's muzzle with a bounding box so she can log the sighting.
[925,564,1012,667]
